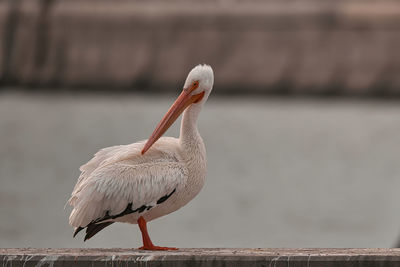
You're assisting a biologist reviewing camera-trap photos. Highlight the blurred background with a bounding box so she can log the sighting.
[1,0,400,248]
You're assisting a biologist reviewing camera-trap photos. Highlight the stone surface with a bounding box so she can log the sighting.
[1,248,400,266]
[0,0,400,94]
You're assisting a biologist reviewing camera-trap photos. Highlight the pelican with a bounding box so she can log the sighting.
[68,64,214,250]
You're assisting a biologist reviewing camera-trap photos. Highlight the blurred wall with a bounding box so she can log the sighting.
[0,0,400,95]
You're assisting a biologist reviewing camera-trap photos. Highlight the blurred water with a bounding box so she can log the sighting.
[0,91,400,248]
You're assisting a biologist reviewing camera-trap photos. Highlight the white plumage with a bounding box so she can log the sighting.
[68,64,214,250]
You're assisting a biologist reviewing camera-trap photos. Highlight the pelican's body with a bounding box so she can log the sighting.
[69,65,214,250]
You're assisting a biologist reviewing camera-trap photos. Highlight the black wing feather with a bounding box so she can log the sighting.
[84,222,114,241]
[72,188,176,241]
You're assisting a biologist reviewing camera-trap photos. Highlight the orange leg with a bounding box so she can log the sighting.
[137,216,178,250]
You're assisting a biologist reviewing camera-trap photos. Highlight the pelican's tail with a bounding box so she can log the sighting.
[73,221,114,241]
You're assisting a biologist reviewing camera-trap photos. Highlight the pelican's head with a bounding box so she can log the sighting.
[183,64,214,104]
[141,64,214,155]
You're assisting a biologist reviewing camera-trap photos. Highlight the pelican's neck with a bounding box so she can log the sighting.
[179,103,204,155]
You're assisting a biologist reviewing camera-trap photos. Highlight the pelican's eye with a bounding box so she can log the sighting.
[185,81,199,93]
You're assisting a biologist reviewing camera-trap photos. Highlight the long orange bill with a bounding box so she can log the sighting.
[141,90,205,155]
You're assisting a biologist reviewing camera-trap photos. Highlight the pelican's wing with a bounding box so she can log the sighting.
[69,159,188,229]
[72,138,180,197]
[72,145,125,194]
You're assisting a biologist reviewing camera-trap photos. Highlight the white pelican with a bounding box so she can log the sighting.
[68,64,214,250]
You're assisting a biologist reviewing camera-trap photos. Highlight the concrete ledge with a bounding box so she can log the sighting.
[1,248,400,266]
